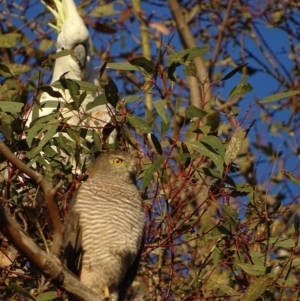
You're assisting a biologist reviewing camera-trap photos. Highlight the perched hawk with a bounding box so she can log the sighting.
[62,150,145,301]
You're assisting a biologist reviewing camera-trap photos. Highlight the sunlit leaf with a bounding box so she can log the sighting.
[168,45,210,66]
[185,105,209,119]
[141,155,165,189]
[52,49,72,59]
[106,62,139,71]
[127,115,152,133]
[0,101,23,113]
[129,57,155,74]
[282,170,300,187]
[153,99,169,123]
[235,263,267,276]
[0,33,22,48]
[188,137,225,174]
[242,276,271,301]
[259,90,300,104]
[225,127,246,165]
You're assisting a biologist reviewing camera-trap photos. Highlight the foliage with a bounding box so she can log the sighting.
[1,0,300,300]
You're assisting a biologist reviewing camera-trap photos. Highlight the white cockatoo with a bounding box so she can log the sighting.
[26,0,116,171]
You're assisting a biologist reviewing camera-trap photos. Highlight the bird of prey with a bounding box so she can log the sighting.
[62,150,145,301]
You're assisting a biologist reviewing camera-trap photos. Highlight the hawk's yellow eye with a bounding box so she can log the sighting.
[113,158,123,166]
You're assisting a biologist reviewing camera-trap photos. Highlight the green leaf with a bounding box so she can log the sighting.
[259,90,300,104]
[242,276,271,301]
[141,155,165,189]
[51,79,99,93]
[224,127,246,165]
[153,99,169,123]
[0,101,23,113]
[282,170,300,187]
[30,125,59,156]
[0,64,31,77]
[235,263,267,276]
[35,291,58,301]
[229,82,253,100]
[104,76,119,107]
[38,86,62,98]
[220,63,248,81]
[123,95,143,103]
[86,94,108,110]
[106,62,139,71]
[0,63,12,74]
[0,33,22,48]
[222,205,239,229]
[52,49,73,59]
[188,139,224,174]
[185,105,208,119]
[168,45,210,66]
[268,237,295,248]
[127,115,152,133]
[196,167,222,179]
[129,57,156,73]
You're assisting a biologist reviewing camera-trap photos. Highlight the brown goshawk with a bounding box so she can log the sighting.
[62,150,145,301]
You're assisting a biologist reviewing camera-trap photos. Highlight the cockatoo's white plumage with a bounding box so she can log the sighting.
[26,0,116,170]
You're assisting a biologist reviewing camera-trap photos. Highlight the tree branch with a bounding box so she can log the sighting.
[0,205,103,301]
[0,141,63,256]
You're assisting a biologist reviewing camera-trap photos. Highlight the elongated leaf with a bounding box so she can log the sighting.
[259,90,300,103]
[52,49,72,59]
[268,237,295,248]
[153,99,169,123]
[142,155,165,189]
[51,79,99,92]
[282,170,300,187]
[168,45,210,66]
[38,86,62,98]
[229,82,253,100]
[86,94,107,110]
[185,105,208,119]
[106,62,139,71]
[235,263,266,276]
[196,167,222,179]
[225,127,246,165]
[127,115,152,133]
[123,95,144,103]
[36,291,58,301]
[147,133,163,155]
[129,57,155,73]
[6,280,36,300]
[30,125,59,156]
[0,64,31,76]
[221,63,248,81]
[188,139,224,174]
[0,33,21,48]
[0,101,23,113]
[222,205,239,229]
[242,276,271,301]
[104,76,119,107]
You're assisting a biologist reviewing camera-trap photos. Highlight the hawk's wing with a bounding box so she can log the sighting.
[62,189,83,277]
[117,231,145,301]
